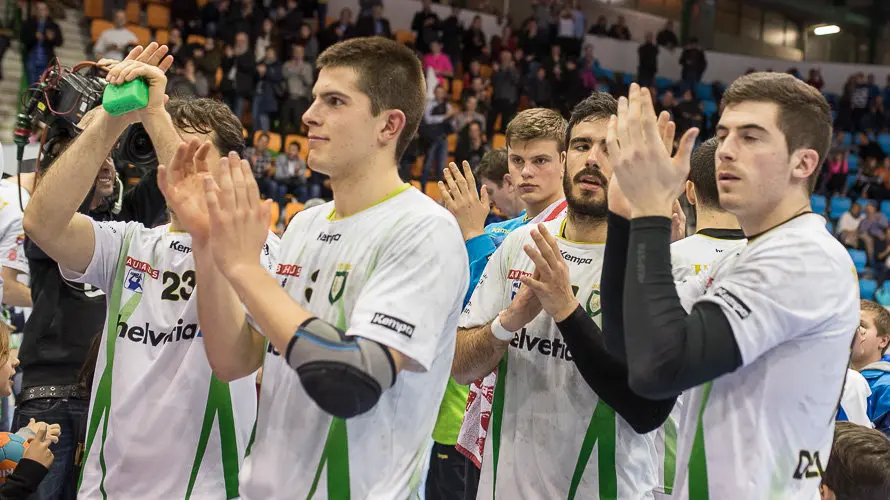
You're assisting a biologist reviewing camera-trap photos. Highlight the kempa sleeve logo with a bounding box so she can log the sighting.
[713,286,752,319]
[370,312,416,338]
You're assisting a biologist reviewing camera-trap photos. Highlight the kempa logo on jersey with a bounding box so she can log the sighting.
[116,318,201,346]
[169,241,192,253]
[317,232,341,243]
[277,264,302,277]
[370,313,415,338]
[560,250,593,265]
[509,329,573,361]
[125,256,159,279]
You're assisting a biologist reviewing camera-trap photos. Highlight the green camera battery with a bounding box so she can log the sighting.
[102,78,150,116]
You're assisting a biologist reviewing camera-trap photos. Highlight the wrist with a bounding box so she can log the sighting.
[491,312,517,341]
[630,203,673,219]
[227,262,266,292]
[552,301,579,323]
[498,308,524,333]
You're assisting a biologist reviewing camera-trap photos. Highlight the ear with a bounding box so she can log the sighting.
[791,148,821,186]
[820,483,835,500]
[559,151,567,176]
[379,109,407,149]
[685,180,696,206]
[880,334,890,352]
[503,173,515,191]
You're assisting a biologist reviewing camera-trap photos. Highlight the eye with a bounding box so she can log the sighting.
[326,96,344,107]
[535,158,549,165]
[574,144,590,152]
[743,135,758,143]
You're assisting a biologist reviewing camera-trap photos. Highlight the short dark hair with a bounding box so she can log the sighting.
[289,141,301,152]
[477,148,508,187]
[166,98,245,156]
[566,91,618,147]
[721,72,832,194]
[689,137,720,209]
[316,37,426,160]
[822,422,890,500]
[862,299,890,354]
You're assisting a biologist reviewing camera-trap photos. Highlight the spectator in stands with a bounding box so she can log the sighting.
[165,58,199,98]
[488,50,520,138]
[519,19,548,68]
[656,89,677,117]
[490,25,517,58]
[570,0,586,45]
[883,75,890,105]
[275,141,309,208]
[857,302,890,436]
[221,31,255,121]
[463,59,484,88]
[21,2,61,85]
[608,15,631,41]
[455,121,491,170]
[857,131,885,161]
[462,76,491,115]
[411,0,440,55]
[861,95,889,132]
[656,19,678,49]
[638,31,658,89]
[453,95,486,134]
[554,59,583,117]
[193,37,222,97]
[296,23,319,64]
[821,151,849,197]
[245,132,277,200]
[279,44,313,146]
[93,9,137,61]
[420,85,455,193]
[579,43,598,92]
[807,68,825,90]
[820,421,890,497]
[852,156,882,198]
[462,15,487,70]
[542,44,564,73]
[679,36,707,92]
[423,40,454,87]
[674,89,703,135]
[355,4,392,39]
[252,46,283,134]
[228,0,260,43]
[200,0,220,38]
[859,201,889,266]
[526,66,553,109]
[476,148,523,219]
[851,73,871,130]
[555,6,577,57]
[867,73,881,100]
[588,14,607,36]
[254,18,278,63]
[320,7,355,50]
[837,202,865,248]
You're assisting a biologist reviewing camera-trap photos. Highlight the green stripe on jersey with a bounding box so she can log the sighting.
[663,416,678,495]
[185,375,241,499]
[689,382,714,499]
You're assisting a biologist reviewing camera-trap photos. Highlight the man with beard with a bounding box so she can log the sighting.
[452,92,672,498]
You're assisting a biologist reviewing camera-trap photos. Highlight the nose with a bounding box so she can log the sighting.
[716,137,736,164]
[302,98,322,129]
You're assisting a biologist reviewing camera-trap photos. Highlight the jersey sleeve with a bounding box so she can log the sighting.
[0,211,27,274]
[59,219,137,293]
[246,232,282,333]
[695,234,857,366]
[463,232,498,307]
[347,214,469,371]
[670,243,692,282]
[841,369,873,427]
[459,235,511,329]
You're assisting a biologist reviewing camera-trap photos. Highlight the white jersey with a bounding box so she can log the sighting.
[239,186,469,500]
[0,194,28,307]
[62,220,278,499]
[655,230,747,498]
[839,369,872,427]
[461,216,657,499]
[672,213,859,500]
[670,230,747,282]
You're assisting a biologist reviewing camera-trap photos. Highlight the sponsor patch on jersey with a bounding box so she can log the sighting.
[560,250,593,265]
[370,312,415,338]
[317,232,341,243]
[6,249,15,261]
[713,286,751,319]
[124,269,144,293]
[169,240,192,253]
[509,328,573,361]
[125,256,159,279]
[507,269,532,280]
[277,264,302,277]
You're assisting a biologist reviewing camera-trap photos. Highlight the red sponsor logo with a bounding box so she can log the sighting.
[277,264,302,277]
[6,249,15,261]
[125,256,159,279]
[507,269,532,280]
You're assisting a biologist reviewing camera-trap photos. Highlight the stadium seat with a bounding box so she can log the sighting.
[84,0,103,19]
[146,4,170,29]
[253,131,282,152]
[284,202,304,224]
[125,1,140,24]
[186,35,206,46]
[810,194,827,215]
[655,76,673,90]
[695,82,714,102]
[860,279,878,300]
[622,73,633,85]
[595,68,614,81]
[394,30,415,45]
[480,65,492,79]
[825,220,833,234]
[850,249,868,273]
[878,134,890,155]
[847,154,859,172]
[841,132,852,147]
[451,79,463,102]
[128,25,151,46]
[846,175,857,191]
[876,282,890,306]
[492,134,506,149]
[269,202,280,229]
[829,196,852,219]
[155,29,168,45]
[91,19,113,42]
[702,100,718,118]
[447,134,457,154]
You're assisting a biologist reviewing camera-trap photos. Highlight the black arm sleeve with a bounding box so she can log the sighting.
[116,169,166,226]
[601,212,630,362]
[0,459,48,500]
[556,305,677,433]
[623,217,743,400]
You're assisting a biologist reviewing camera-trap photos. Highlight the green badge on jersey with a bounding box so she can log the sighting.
[585,288,601,318]
[328,264,351,304]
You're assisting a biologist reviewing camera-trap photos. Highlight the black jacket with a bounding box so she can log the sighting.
[355,16,392,39]
[21,18,62,63]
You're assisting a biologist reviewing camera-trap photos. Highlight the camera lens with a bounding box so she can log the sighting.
[113,124,158,174]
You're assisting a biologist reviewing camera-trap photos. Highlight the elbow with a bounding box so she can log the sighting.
[22,208,45,245]
[207,361,246,383]
[628,365,678,402]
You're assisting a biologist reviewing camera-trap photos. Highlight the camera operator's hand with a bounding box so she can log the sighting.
[159,139,214,246]
[105,42,174,121]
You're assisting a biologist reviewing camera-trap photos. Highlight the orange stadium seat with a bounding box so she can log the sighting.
[128,25,152,46]
[187,35,206,46]
[125,1,140,24]
[395,30,415,46]
[285,202,304,223]
[451,79,463,102]
[285,135,310,162]
[91,19,113,42]
[155,29,168,45]
[253,131,282,152]
[215,67,223,87]
[493,133,506,149]
[269,202,280,229]
[146,4,170,29]
[84,0,104,19]
[447,133,457,154]
[480,65,492,79]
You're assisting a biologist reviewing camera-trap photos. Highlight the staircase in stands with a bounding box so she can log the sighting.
[0,4,89,143]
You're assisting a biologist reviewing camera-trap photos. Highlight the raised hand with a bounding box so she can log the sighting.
[520,223,578,322]
[158,139,214,245]
[605,83,698,219]
[23,424,55,469]
[203,153,272,279]
[104,42,175,120]
[439,161,491,241]
[499,272,543,333]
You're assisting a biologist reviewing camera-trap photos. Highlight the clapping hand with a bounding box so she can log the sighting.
[158,139,214,246]
[439,161,491,241]
[520,224,578,322]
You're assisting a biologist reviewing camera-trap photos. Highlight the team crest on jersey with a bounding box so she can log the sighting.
[124,269,144,293]
[585,287,601,317]
[328,264,351,303]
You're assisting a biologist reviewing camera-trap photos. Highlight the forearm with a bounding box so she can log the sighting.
[228,263,314,358]
[452,323,509,385]
[624,217,741,400]
[556,306,675,433]
[24,112,126,238]
[140,109,185,172]
[1,269,30,308]
[194,248,264,381]
[601,212,630,361]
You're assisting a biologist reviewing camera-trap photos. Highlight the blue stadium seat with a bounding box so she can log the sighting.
[595,67,614,81]
[598,84,611,93]
[695,82,713,101]
[847,154,859,172]
[850,249,868,273]
[841,132,853,147]
[878,134,890,154]
[830,196,852,219]
[810,194,827,215]
[847,175,858,191]
[623,73,633,85]
[826,220,834,233]
[702,100,718,118]
[860,279,878,300]
[876,282,890,306]
[881,200,890,219]
[655,76,673,90]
